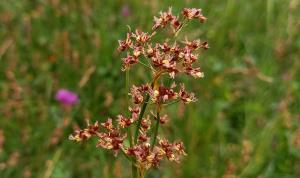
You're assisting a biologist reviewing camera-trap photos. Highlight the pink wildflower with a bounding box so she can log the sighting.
[55,89,79,105]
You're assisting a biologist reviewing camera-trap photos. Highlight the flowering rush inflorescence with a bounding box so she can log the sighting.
[69,7,208,178]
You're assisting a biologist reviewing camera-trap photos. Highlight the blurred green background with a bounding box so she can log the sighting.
[1,0,300,177]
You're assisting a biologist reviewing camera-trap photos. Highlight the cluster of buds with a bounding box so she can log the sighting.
[70,7,208,176]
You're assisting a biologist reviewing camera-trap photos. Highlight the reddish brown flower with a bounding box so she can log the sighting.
[140,115,151,131]
[101,118,114,130]
[159,114,169,124]
[159,42,171,53]
[132,29,152,44]
[200,41,209,49]
[178,84,197,104]
[182,8,206,23]
[151,51,164,67]
[118,33,133,51]
[146,44,156,58]
[184,66,204,78]
[158,138,186,163]
[129,106,141,121]
[97,130,127,156]
[130,85,150,104]
[69,121,99,142]
[122,55,138,70]
[183,39,202,50]
[173,141,187,156]
[149,85,178,104]
[125,143,165,170]
[183,49,198,65]
[117,115,134,128]
[138,133,149,143]
[152,7,176,30]
[171,17,181,29]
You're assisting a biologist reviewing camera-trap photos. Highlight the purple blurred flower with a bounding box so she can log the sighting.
[55,89,79,105]
[121,5,130,17]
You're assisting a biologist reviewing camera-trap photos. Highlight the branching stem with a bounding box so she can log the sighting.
[134,70,163,144]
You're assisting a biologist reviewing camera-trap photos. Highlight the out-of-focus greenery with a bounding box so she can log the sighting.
[1,0,300,178]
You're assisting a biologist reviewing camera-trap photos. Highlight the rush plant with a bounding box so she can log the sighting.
[69,7,208,178]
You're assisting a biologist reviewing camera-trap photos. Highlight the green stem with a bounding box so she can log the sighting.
[139,169,145,178]
[126,70,130,107]
[151,111,160,150]
[133,70,163,144]
[162,99,180,107]
[132,164,138,178]
[126,70,133,146]
[134,94,150,143]
[120,148,131,161]
[174,19,188,38]
[132,70,162,178]
[43,149,62,178]
[126,70,138,178]
[138,61,153,71]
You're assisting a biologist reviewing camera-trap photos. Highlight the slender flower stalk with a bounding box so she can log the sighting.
[134,93,150,144]
[151,108,160,150]
[69,7,208,178]
[126,70,133,146]
[127,70,137,178]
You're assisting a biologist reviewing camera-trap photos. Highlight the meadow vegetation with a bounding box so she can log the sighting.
[0,0,300,178]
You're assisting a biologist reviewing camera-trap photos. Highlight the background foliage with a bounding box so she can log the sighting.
[1,0,300,177]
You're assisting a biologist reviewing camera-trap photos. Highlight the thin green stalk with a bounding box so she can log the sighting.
[126,70,130,109]
[43,149,62,178]
[139,169,145,178]
[162,99,180,107]
[120,148,131,161]
[151,111,160,150]
[126,70,133,146]
[174,18,188,38]
[134,94,150,143]
[138,61,153,71]
[132,70,162,177]
[133,70,163,144]
[126,70,137,178]
[132,164,138,178]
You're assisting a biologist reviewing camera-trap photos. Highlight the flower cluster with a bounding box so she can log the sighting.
[118,8,208,77]
[70,7,208,176]
[125,138,186,170]
[96,119,127,155]
[119,35,207,78]
[69,117,127,156]
[182,8,207,22]
[69,121,99,142]
[129,83,197,105]
[152,7,181,30]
